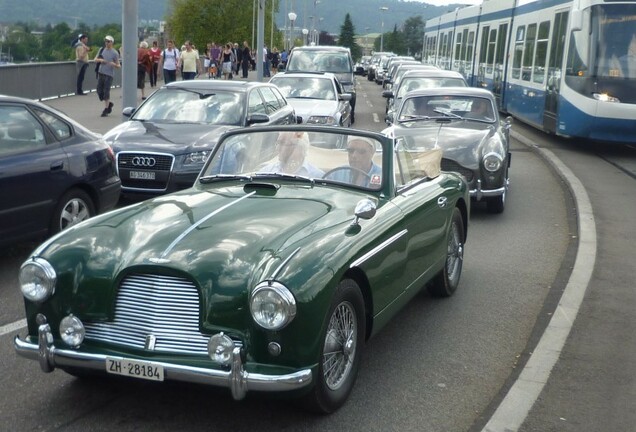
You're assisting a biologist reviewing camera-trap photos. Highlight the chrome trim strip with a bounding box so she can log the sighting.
[269,247,301,281]
[14,331,312,399]
[350,229,408,268]
[161,191,256,258]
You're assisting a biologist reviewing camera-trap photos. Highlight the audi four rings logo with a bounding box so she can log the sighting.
[131,156,156,167]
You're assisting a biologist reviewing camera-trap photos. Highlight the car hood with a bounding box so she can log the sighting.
[35,184,370,309]
[103,121,236,154]
[289,99,340,121]
[384,121,498,169]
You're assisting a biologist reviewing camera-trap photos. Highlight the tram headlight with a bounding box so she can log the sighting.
[592,93,620,103]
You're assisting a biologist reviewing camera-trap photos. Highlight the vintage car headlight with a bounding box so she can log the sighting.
[59,315,85,347]
[183,151,210,166]
[307,116,337,125]
[19,258,56,302]
[250,281,296,330]
[483,152,503,173]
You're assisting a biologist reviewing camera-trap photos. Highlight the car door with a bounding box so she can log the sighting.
[389,139,449,291]
[0,104,70,243]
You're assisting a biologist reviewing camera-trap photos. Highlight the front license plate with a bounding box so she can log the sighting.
[106,357,164,381]
[130,170,156,180]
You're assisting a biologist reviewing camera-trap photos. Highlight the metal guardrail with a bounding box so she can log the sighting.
[0,61,122,101]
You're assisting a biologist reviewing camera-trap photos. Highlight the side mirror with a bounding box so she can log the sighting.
[570,9,583,31]
[352,199,377,226]
[385,112,394,125]
[339,93,353,102]
[246,113,270,125]
[277,63,286,71]
[382,90,394,99]
[122,107,136,118]
[296,115,303,124]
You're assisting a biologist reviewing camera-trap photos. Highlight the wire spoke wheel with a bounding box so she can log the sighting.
[322,301,357,390]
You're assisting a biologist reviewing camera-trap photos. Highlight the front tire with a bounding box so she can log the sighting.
[428,207,464,297]
[302,279,366,414]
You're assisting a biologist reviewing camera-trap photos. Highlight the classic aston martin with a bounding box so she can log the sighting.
[14,126,469,413]
[383,88,512,213]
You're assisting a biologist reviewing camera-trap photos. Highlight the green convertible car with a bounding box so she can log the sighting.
[15,126,469,413]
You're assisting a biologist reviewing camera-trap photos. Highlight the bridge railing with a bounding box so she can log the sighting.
[0,61,122,101]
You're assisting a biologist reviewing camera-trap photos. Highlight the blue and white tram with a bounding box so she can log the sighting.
[423,0,636,143]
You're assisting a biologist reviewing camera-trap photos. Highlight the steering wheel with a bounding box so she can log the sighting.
[322,166,371,184]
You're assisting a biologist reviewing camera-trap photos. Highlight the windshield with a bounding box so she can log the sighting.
[269,76,336,100]
[397,78,468,98]
[399,95,495,122]
[202,130,384,190]
[132,88,244,125]
[287,50,352,73]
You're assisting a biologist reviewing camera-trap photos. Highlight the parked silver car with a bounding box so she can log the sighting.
[270,72,352,127]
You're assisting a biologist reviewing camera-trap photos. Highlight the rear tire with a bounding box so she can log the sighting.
[428,208,464,297]
[50,189,95,235]
[301,279,366,414]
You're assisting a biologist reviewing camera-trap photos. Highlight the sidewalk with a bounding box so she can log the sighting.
[43,72,260,135]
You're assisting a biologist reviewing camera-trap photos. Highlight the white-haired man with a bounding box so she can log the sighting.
[260,132,324,178]
[328,136,382,188]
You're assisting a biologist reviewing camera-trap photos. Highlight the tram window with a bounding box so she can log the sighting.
[533,21,551,84]
[467,31,475,64]
[487,29,497,74]
[512,25,525,79]
[480,26,490,65]
[495,23,508,66]
[523,24,537,81]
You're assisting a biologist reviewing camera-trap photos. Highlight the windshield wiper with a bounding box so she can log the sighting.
[433,109,463,119]
[399,114,434,122]
[253,172,315,184]
[199,174,253,183]
[167,87,216,99]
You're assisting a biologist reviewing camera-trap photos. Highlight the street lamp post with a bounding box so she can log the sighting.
[302,28,309,46]
[380,6,388,52]
[288,11,297,49]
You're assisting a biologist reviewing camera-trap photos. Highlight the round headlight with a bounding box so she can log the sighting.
[250,281,296,330]
[19,258,56,302]
[483,152,503,173]
[60,315,85,347]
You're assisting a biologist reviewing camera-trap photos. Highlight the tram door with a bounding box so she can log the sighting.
[493,23,509,108]
[543,11,569,133]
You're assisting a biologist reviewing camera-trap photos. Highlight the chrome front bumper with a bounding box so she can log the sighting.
[14,322,312,400]
[470,178,509,201]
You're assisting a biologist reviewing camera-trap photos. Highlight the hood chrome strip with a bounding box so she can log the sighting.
[269,247,301,281]
[350,229,408,268]
[161,191,256,258]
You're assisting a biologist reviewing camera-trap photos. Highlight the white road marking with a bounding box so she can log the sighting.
[373,113,380,123]
[0,319,27,336]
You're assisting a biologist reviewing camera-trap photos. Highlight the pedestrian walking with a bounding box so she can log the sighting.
[241,41,251,78]
[180,41,201,80]
[95,35,120,117]
[158,40,180,84]
[149,40,161,87]
[137,41,153,99]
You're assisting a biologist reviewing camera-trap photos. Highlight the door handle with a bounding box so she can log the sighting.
[50,161,64,171]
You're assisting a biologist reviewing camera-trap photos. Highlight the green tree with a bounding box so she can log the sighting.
[167,0,281,51]
[39,22,75,61]
[403,16,424,58]
[338,13,361,60]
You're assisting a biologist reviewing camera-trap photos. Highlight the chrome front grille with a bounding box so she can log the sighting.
[84,274,210,355]
[441,158,474,182]
[117,153,174,171]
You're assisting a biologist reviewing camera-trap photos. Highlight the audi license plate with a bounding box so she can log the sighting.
[130,171,155,180]
[106,357,164,381]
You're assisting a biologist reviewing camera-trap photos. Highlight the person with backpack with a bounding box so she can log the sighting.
[94,35,120,117]
[158,40,180,84]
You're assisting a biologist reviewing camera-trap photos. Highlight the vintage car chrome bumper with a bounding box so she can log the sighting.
[14,322,313,400]
[470,178,509,200]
